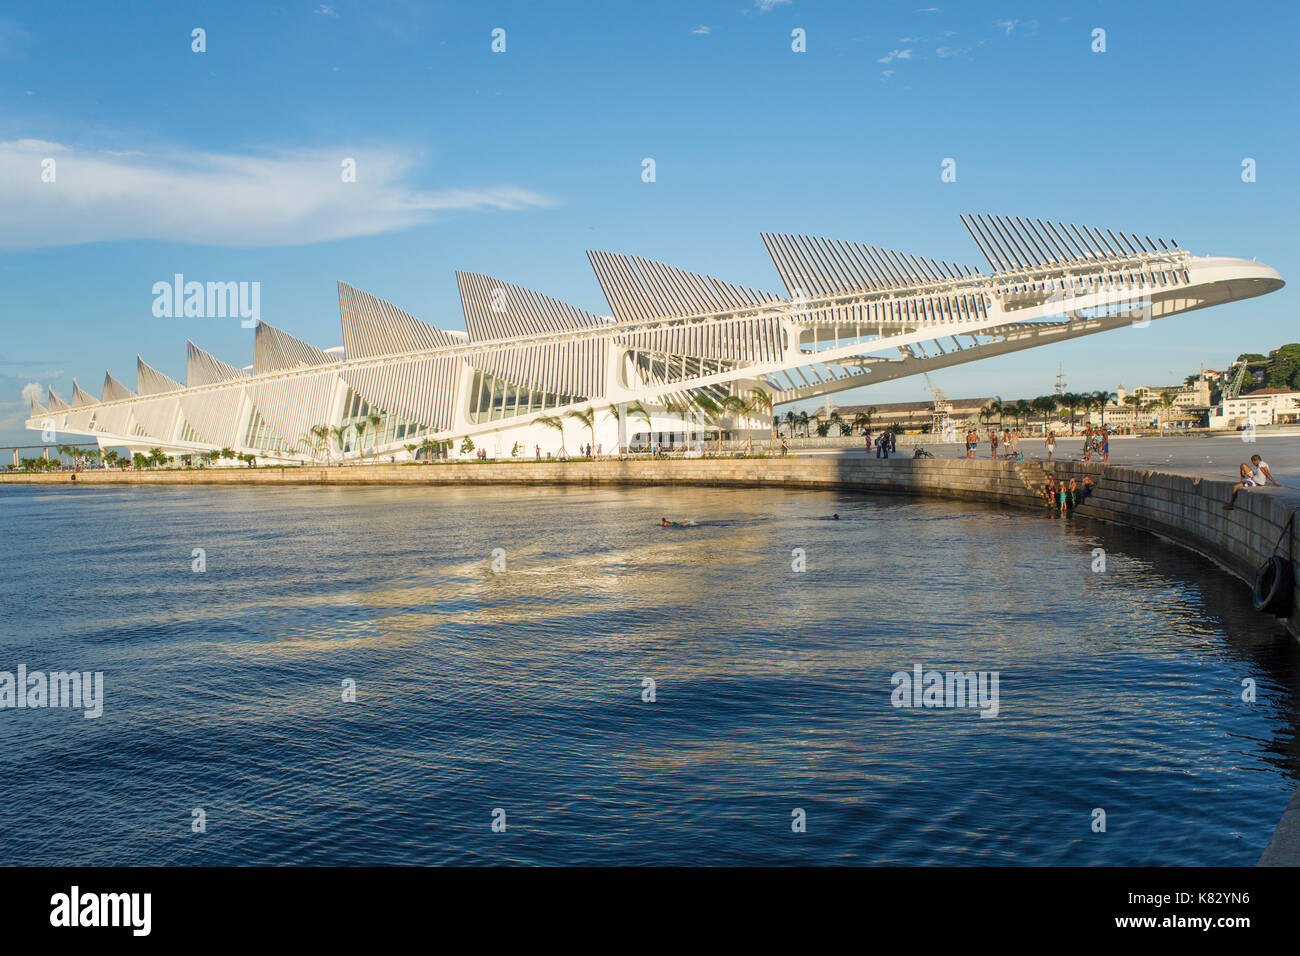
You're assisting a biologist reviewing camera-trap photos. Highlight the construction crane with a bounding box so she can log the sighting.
[1224,359,1250,400]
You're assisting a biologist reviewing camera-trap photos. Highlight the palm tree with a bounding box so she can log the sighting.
[624,401,653,454]
[565,406,603,457]
[988,399,1004,429]
[1158,390,1177,431]
[797,410,810,438]
[1014,399,1031,429]
[1122,393,1144,433]
[783,410,797,437]
[330,424,352,463]
[689,393,724,451]
[1031,395,1058,434]
[308,425,332,465]
[1058,393,1081,435]
[744,387,774,452]
[536,414,567,457]
[663,398,693,450]
[855,406,877,436]
[362,413,383,459]
[1092,390,1117,429]
[296,433,319,462]
[720,394,750,453]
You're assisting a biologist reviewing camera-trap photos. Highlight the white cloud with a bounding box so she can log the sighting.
[881,69,895,79]
[995,18,1018,34]
[877,49,912,64]
[0,139,554,250]
[754,0,792,12]
[20,382,43,406]
[690,25,711,35]
[314,5,339,17]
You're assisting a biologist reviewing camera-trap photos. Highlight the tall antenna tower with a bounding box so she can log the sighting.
[1054,362,1067,395]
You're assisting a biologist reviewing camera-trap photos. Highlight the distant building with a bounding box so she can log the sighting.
[1209,388,1300,429]
[809,397,995,432]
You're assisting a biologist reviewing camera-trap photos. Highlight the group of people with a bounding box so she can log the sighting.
[955,424,1113,464]
[1079,424,1111,464]
[964,427,1025,461]
[1042,474,1097,513]
[866,430,897,458]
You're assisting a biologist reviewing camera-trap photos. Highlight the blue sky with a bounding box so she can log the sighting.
[2,0,1297,444]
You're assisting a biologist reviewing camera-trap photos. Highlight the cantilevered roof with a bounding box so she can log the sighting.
[70,379,97,407]
[337,282,462,360]
[186,340,248,387]
[957,215,1179,273]
[760,233,979,299]
[587,251,777,323]
[456,271,609,341]
[137,356,184,395]
[102,371,135,402]
[253,321,338,375]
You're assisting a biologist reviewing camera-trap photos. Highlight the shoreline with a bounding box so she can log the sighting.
[7,455,1300,865]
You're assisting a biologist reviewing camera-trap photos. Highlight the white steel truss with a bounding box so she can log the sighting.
[27,215,1284,460]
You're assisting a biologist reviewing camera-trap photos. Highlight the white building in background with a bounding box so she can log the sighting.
[1209,388,1300,429]
[25,215,1284,462]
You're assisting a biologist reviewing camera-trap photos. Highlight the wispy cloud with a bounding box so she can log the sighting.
[877,49,912,64]
[754,0,792,12]
[995,18,1018,35]
[881,69,895,80]
[0,139,554,250]
[314,4,339,17]
[690,25,711,35]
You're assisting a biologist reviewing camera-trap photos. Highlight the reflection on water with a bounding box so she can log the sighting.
[0,483,1297,865]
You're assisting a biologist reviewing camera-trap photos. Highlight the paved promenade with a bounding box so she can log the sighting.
[817,434,1300,483]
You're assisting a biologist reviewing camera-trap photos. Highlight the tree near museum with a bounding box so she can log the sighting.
[536,415,567,458]
[1032,395,1058,433]
[565,406,605,457]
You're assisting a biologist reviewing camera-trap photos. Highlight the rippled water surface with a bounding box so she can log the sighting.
[1,483,1298,865]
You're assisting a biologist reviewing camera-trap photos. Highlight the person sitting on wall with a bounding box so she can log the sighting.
[1224,455,1281,509]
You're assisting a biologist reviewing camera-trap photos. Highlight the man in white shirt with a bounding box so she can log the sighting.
[1225,454,1282,509]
